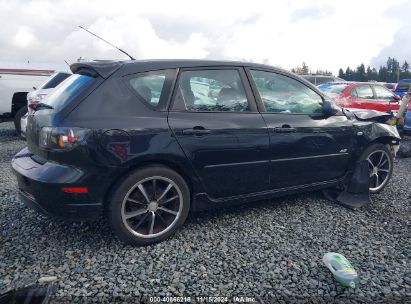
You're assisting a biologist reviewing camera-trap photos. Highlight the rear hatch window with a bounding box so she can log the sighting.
[41,72,71,89]
[43,73,96,111]
[26,72,97,158]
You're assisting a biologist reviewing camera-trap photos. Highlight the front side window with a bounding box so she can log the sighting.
[128,71,167,108]
[250,70,323,114]
[374,85,394,100]
[177,69,250,112]
[355,85,374,99]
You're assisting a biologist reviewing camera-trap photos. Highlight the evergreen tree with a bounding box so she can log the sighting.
[367,67,378,81]
[345,67,352,81]
[378,66,388,82]
[402,60,409,72]
[338,68,345,79]
[356,64,366,82]
[301,62,309,74]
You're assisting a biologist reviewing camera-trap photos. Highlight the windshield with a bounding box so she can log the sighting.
[44,74,96,111]
[318,83,348,97]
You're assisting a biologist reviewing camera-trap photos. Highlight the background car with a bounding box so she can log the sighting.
[395,79,411,97]
[383,82,397,91]
[300,74,345,86]
[318,82,401,112]
[20,71,71,137]
[0,68,54,134]
[12,60,400,246]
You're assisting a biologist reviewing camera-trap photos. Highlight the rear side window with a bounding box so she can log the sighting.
[250,70,323,114]
[176,69,250,112]
[355,85,373,99]
[128,73,165,108]
[374,85,394,100]
[41,72,71,89]
[44,74,96,111]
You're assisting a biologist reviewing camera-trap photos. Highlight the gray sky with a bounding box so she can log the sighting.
[1,0,410,75]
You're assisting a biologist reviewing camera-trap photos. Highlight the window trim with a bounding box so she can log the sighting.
[168,66,259,114]
[245,68,325,115]
[123,68,178,111]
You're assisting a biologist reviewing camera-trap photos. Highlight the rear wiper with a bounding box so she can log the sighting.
[30,103,54,111]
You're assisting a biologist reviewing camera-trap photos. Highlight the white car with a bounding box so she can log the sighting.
[20,71,71,137]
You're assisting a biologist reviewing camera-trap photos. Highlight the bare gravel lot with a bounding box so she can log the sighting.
[0,121,410,303]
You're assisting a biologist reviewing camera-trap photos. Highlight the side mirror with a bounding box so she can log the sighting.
[322,100,339,117]
[392,95,401,102]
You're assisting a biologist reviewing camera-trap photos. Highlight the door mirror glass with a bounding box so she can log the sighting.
[322,100,339,116]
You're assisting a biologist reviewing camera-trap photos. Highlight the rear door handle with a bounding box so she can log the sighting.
[182,128,211,136]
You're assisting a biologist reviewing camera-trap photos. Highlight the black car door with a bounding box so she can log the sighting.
[168,67,270,199]
[246,68,354,189]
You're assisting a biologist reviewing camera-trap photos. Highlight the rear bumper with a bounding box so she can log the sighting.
[12,147,103,220]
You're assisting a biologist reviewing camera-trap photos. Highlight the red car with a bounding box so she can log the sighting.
[318,82,401,112]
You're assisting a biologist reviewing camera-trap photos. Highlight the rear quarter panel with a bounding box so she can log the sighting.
[62,73,204,196]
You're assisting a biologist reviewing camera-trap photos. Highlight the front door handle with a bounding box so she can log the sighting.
[274,125,297,133]
[182,128,211,136]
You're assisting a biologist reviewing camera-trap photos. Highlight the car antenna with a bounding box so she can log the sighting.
[78,25,136,60]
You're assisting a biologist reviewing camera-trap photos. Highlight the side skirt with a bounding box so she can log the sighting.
[191,178,344,212]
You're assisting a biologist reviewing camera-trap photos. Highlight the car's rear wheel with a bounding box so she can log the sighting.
[107,165,190,245]
[360,143,393,193]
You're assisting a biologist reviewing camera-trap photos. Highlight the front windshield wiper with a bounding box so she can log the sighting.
[30,102,54,111]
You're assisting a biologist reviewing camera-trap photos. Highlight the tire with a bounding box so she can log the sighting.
[13,106,27,136]
[107,165,190,246]
[359,143,393,194]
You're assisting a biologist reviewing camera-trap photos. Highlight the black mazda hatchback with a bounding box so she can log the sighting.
[12,60,401,245]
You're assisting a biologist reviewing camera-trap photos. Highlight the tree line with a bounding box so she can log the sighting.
[338,57,411,83]
[291,62,333,76]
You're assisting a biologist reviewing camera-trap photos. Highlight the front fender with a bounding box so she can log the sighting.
[353,122,401,158]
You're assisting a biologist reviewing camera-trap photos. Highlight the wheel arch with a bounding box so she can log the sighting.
[103,157,199,210]
[11,92,28,114]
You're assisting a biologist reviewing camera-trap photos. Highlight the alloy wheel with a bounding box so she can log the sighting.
[366,150,392,192]
[121,176,183,238]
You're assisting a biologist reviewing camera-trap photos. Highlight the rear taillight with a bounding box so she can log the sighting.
[39,127,90,150]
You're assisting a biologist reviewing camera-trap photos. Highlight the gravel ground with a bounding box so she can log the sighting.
[0,121,410,303]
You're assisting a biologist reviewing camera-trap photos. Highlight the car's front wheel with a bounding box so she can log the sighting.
[107,165,190,245]
[360,143,393,193]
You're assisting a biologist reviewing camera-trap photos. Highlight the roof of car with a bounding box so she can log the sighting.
[71,59,289,79]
